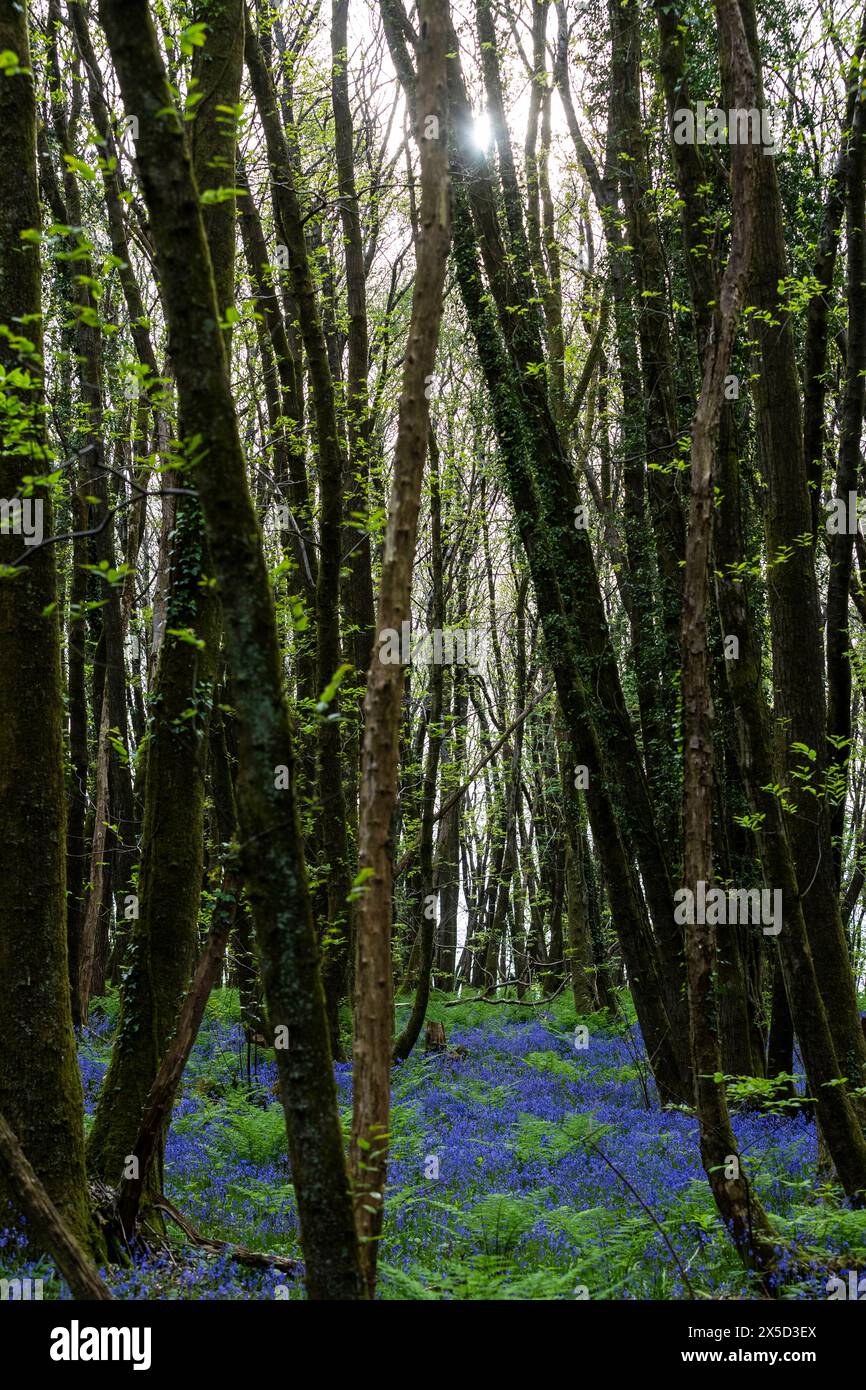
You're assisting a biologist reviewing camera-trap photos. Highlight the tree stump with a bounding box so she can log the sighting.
[424,1021,447,1053]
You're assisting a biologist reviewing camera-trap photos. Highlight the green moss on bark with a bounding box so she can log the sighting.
[0,0,96,1256]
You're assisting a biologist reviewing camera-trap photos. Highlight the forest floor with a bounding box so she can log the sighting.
[3,989,864,1299]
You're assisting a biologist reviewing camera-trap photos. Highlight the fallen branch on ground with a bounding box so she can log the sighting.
[444,980,567,1008]
[153,1194,301,1276]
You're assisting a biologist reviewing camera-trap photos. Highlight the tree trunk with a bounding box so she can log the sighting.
[679,0,774,1277]
[98,0,363,1299]
[0,0,94,1254]
[87,0,239,1194]
[352,0,451,1296]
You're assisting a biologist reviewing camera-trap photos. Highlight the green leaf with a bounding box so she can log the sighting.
[166,626,206,650]
[0,49,29,76]
[316,662,353,712]
[180,22,208,56]
[200,186,246,206]
[63,154,98,182]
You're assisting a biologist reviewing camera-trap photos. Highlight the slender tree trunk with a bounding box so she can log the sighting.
[679,0,774,1277]
[393,432,446,1059]
[246,16,354,1056]
[825,62,866,886]
[352,0,451,1296]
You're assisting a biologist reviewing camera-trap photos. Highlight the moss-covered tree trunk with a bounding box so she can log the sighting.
[657,0,866,1181]
[680,0,776,1277]
[0,0,94,1254]
[44,0,136,1021]
[98,0,363,1299]
[246,17,355,1055]
[86,500,221,1191]
[444,163,689,1102]
[556,725,596,1014]
[825,53,866,887]
[738,0,866,1090]
[331,0,377,757]
[87,0,239,1196]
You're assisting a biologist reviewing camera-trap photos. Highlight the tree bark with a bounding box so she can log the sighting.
[87,0,238,1195]
[353,0,451,1296]
[680,0,774,1277]
[0,1114,111,1300]
[98,0,363,1299]
[0,0,94,1254]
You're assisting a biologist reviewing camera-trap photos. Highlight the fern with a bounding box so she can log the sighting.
[206,1098,287,1166]
[462,1192,547,1255]
[523,1050,584,1080]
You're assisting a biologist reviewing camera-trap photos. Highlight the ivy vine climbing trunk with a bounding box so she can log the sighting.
[0,0,95,1255]
[680,0,775,1279]
[98,0,364,1300]
[246,14,355,1057]
[86,0,237,1204]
